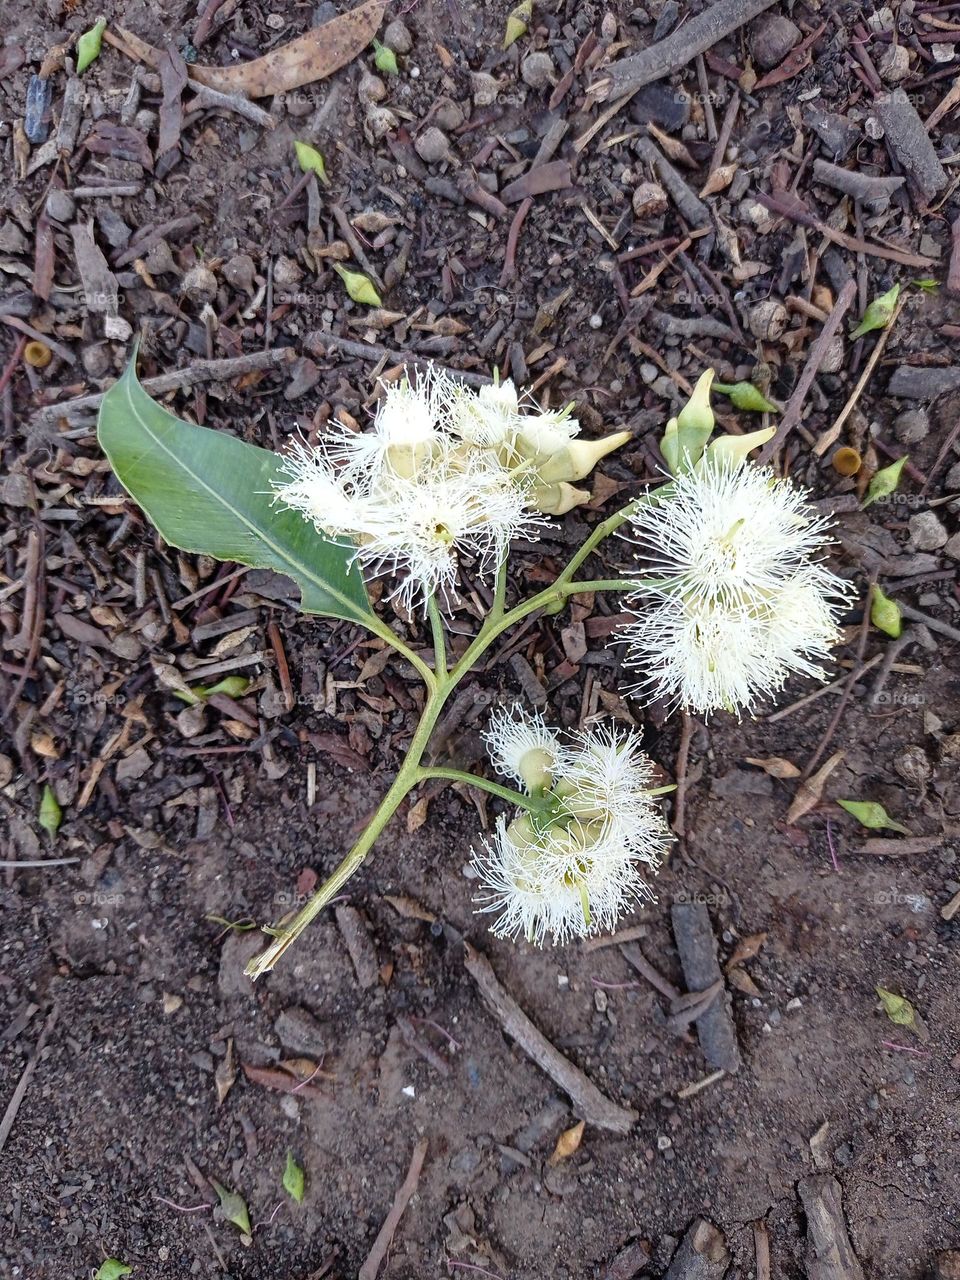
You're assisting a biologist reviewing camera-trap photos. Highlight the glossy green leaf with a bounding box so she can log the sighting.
[97,355,374,627]
[837,799,910,835]
[863,455,908,509]
[77,17,107,74]
[283,1151,306,1203]
[94,1263,132,1280]
[871,585,902,639]
[876,986,917,1030]
[850,283,900,340]
[211,1180,251,1235]
[39,785,62,838]
[294,140,329,185]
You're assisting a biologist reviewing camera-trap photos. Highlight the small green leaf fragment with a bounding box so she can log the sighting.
[333,264,382,307]
[372,38,399,75]
[712,380,779,413]
[211,1180,252,1235]
[174,675,251,705]
[837,799,911,835]
[876,986,917,1030]
[863,455,908,509]
[39,785,62,838]
[503,0,533,48]
[850,283,901,340]
[293,140,329,186]
[871,585,902,639]
[77,17,107,74]
[911,278,938,294]
[94,1263,132,1280]
[283,1151,306,1203]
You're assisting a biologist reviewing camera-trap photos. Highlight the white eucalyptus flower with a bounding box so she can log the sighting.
[473,711,670,945]
[620,456,853,716]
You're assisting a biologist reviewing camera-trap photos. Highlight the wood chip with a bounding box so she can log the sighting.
[671,903,741,1074]
[797,1175,865,1280]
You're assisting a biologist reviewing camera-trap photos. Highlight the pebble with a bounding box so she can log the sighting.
[471,71,500,106]
[909,510,948,550]
[629,83,690,131]
[943,531,960,562]
[750,14,801,70]
[383,18,412,53]
[433,96,465,131]
[414,125,451,164]
[222,252,256,293]
[945,461,960,490]
[45,189,75,223]
[358,70,386,103]
[879,43,911,83]
[632,180,668,219]
[652,0,679,41]
[894,408,929,443]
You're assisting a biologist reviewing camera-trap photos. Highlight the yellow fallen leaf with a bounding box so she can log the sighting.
[548,1119,585,1165]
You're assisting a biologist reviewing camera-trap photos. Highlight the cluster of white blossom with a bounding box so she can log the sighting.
[620,455,853,717]
[472,706,671,945]
[275,368,628,612]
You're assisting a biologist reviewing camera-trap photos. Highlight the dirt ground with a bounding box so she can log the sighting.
[2,0,959,1277]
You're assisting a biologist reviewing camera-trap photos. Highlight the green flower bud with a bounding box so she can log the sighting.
[850,284,901,340]
[712,380,779,413]
[293,140,330,186]
[870,585,902,638]
[529,480,591,514]
[863,455,908,509]
[837,799,910,834]
[705,426,776,465]
[663,369,715,473]
[536,431,632,484]
[77,16,107,74]
[333,264,383,307]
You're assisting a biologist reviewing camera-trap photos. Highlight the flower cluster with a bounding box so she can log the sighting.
[471,706,672,945]
[620,454,853,717]
[275,368,628,612]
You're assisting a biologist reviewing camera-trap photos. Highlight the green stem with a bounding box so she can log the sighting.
[490,552,508,621]
[426,595,447,679]
[246,495,662,978]
[417,766,545,811]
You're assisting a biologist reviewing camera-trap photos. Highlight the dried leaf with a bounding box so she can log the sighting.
[726,967,762,997]
[785,750,844,825]
[214,1036,236,1106]
[383,894,436,923]
[283,1151,306,1203]
[725,932,767,970]
[548,1120,585,1165]
[876,987,917,1029]
[406,794,429,833]
[745,756,801,779]
[112,0,386,98]
[241,1061,326,1097]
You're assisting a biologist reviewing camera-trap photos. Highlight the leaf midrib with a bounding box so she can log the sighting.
[119,372,370,621]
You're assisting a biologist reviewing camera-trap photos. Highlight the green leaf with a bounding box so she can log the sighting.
[211,1180,252,1235]
[871,585,902,639]
[503,0,533,48]
[333,264,383,306]
[283,1151,306,1203]
[876,986,917,1030]
[863,455,908,509]
[94,1263,132,1280]
[850,283,901,340]
[77,16,107,74]
[293,140,329,186]
[39,785,62,838]
[174,675,252,705]
[911,278,939,294]
[372,38,399,75]
[97,354,374,628]
[713,381,779,413]
[837,799,910,835]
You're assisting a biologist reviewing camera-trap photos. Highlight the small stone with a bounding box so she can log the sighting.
[274,255,302,288]
[943,531,960,562]
[265,12,285,29]
[629,82,690,131]
[909,510,948,551]
[414,125,451,164]
[383,18,412,53]
[433,96,465,130]
[879,42,911,83]
[895,408,929,444]
[747,299,788,341]
[284,356,320,401]
[632,180,668,219]
[81,344,112,379]
[750,14,801,69]
[521,51,556,90]
[358,70,386,104]
[601,12,617,40]
[181,264,217,304]
[867,5,895,32]
[945,461,960,491]
[45,189,75,223]
[274,1006,327,1056]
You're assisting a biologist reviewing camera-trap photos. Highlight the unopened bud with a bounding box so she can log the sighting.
[706,426,776,465]
[530,480,591,514]
[537,431,631,483]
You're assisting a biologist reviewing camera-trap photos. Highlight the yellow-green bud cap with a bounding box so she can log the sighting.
[706,426,776,465]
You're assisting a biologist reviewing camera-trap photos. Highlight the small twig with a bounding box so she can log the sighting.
[465,942,638,1133]
[357,1138,428,1280]
[304,330,491,389]
[753,1220,772,1280]
[0,857,81,868]
[672,711,694,839]
[768,654,883,722]
[500,196,532,286]
[619,942,681,1002]
[0,314,76,364]
[0,1005,58,1155]
[825,818,840,873]
[804,576,876,777]
[758,280,857,465]
[897,601,960,645]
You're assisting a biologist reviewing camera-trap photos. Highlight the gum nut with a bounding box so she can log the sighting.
[414,125,451,164]
[181,264,218,304]
[364,105,399,143]
[632,181,668,218]
[383,18,413,53]
[222,253,257,293]
[521,51,556,89]
[471,71,500,106]
[358,70,387,103]
[747,299,788,341]
[274,256,302,287]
